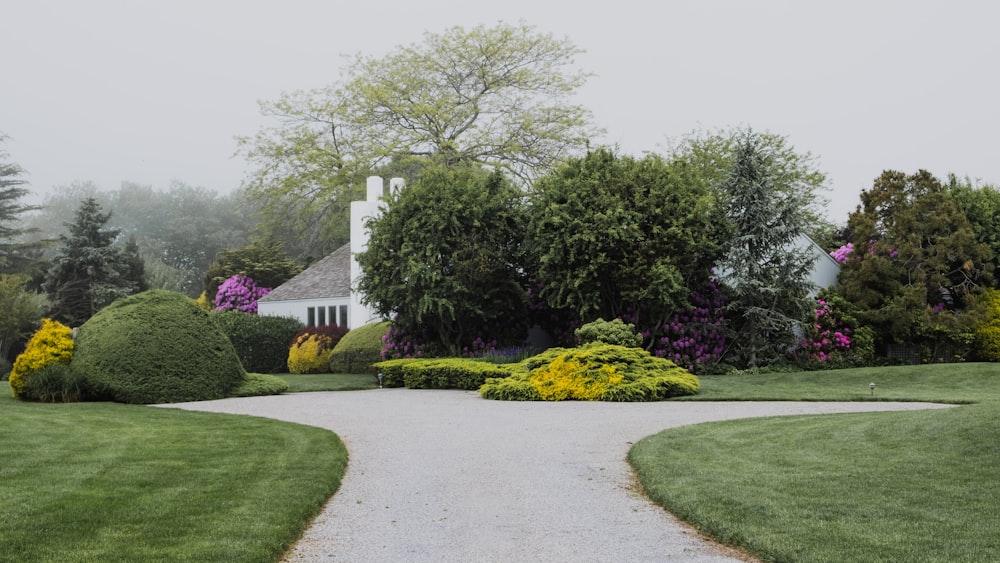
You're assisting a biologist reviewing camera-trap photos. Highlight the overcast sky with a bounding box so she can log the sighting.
[3,0,998,223]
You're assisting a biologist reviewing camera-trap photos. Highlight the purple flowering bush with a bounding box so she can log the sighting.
[649,279,728,372]
[214,275,271,314]
[796,289,875,367]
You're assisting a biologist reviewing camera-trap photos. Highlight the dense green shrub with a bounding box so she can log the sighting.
[74,290,247,404]
[9,318,75,401]
[374,358,514,390]
[479,343,700,401]
[13,362,88,403]
[230,372,290,397]
[328,321,390,374]
[213,311,304,373]
[975,288,1000,361]
[288,325,350,374]
[575,318,643,347]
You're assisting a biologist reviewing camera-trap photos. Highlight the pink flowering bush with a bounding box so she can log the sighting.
[830,243,854,264]
[649,279,728,372]
[797,289,875,367]
[214,274,271,314]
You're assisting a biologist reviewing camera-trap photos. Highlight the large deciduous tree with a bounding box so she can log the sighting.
[717,130,817,367]
[948,175,1000,285]
[238,22,600,259]
[356,164,529,355]
[201,240,302,303]
[44,198,143,326]
[527,148,724,343]
[839,170,991,355]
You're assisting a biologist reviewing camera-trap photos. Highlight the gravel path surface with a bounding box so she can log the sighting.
[165,390,952,562]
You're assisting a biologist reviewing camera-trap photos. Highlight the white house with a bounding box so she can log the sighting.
[257,176,403,329]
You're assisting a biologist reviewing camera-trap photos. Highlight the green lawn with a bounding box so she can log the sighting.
[0,382,347,562]
[631,362,1000,562]
[274,372,379,393]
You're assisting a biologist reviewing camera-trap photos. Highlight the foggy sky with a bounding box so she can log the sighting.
[4,0,998,223]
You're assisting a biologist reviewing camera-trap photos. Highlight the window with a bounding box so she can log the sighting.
[307,307,315,327]
[339,305,349,327]
[318,306,326,326]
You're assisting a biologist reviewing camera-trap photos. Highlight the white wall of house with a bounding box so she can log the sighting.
[258,296,352,327]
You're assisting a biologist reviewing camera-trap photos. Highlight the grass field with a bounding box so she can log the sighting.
[631,362,1000,562]
[275,372,378,393]
[0,382,347,562]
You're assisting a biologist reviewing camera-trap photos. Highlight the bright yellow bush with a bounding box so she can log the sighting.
[287,333,334,374]
[9,318,75,399]
[530,355,624,400]
[194,291,212,312]
[975,289,1000,361]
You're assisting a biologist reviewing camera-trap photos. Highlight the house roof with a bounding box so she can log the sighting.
[258,243,352,302]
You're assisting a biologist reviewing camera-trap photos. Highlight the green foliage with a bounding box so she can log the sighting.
[974,289,1000,361]
[287,326,349,374]
[839,170,991,351]
[229,372,289,397]
[528,148,723,335]
[328,321,390,374]
[574,318,643,347]
[9,318,75,400]
[237,22,599,260]
[0,274,47,363]
[0,134,42,274]
[948,175,1000,284]
[479,344,700,401]
[213,311,303,373]
[375,358,514,390]
[73,290,247,404]
[716,130,817,367]
[202,240,302,303]
[357,164,529,354]
[44,197,143,326]
[12,362,87,403]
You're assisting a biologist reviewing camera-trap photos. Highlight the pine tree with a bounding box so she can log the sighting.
[44,197,142,326]
[0,134,41,273]
[718,130,816,367]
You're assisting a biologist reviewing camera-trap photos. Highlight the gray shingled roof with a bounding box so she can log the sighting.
[259,243,352,302]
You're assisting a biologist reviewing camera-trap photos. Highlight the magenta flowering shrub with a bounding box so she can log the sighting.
[830,243,854,264]
[214,275,271,314]
[381,322,425,359]
[648,279,728,371]
[796,290,875,366]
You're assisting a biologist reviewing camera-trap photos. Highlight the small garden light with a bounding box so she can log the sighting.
[869,382,876,396]
[377,371,383,389]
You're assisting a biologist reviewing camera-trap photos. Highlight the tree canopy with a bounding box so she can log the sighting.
[238,22,600,259]
[0,134,41,275]
[356,164,529,354]
[527,148,724,339]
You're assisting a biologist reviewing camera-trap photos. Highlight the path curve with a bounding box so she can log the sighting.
[166,390,952,562]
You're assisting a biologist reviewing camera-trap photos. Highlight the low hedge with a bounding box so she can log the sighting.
[230,373,290,397]
[374,358,514,390]
[329,321,390,374]
[213,312,304,373]
[479,343,700,401]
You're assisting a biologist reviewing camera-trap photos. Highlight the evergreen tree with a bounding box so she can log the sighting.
[0,134,41,274]
[718,130,816,367]
[122,235,149,293]
[44,197,140,326]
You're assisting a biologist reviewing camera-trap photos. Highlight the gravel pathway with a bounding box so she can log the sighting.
[165,390,952,562]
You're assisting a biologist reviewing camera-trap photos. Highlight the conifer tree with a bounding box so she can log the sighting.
[44,197,142,325]
[0,134,41,274]
[718,130,816,367]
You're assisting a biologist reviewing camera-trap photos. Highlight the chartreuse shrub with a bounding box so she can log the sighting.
[9,318,78,401]
[974,288,1000,361]
[74,290,247,404]
[575,318,642,347]
[288,325,349,374]
[479,343,700,401]
[328,321,390,374]
[374,358,514,389]
[213,311,304,373]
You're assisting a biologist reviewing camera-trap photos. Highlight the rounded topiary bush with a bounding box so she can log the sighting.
[74,290,247,404]
[479,343,700,401]
[214,311,304,373]
[328,321,390,374]
[575,318,643,347]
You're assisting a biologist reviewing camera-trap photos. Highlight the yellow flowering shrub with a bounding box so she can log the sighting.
[9,318,75,399]
[287,333,334,374]
[194,291,212,312]
[480,343,700,402]
[975,289,1000,361]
